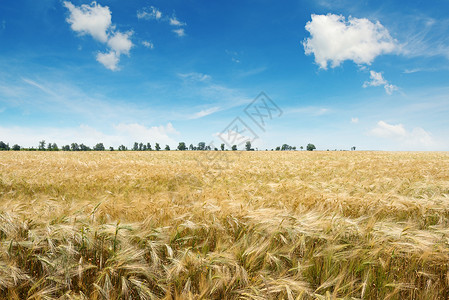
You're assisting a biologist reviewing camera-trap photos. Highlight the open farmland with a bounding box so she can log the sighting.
[1,151,449,299]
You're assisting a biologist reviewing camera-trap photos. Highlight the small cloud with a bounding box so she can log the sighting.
[96,51,120,71]
[351,117,359,123]
[137,6,162,20]
[178,72,211,82]
[138,6,186,37]
[363,70,398,95]
[189,107,220,119]
[142,40,154,49]
[173,28,185,37]
[303,14,397,69]
[169,16,186,27]
[107,31,133,55]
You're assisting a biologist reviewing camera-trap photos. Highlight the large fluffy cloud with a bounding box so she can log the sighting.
[303,14,397,69]
[64,1,111,42]
[370,121,434,148]
[64,1,133,71]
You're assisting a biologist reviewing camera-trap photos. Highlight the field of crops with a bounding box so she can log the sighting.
[1,151,449,299]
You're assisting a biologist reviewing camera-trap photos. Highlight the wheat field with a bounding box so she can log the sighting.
[0,151,449,299]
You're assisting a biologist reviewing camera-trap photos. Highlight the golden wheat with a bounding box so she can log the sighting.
[0,151,449,299]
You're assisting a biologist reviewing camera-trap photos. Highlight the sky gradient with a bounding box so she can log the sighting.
[1,0,449,150]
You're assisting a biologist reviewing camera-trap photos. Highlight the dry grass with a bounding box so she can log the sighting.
[1,151,449,299]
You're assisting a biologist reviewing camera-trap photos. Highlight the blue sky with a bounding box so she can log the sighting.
[1,0,448,150]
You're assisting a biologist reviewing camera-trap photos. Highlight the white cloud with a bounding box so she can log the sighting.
[0,123,180,148]
[178,72,211,82]
[107,31,133,55]
[114,123,179,146]
[142,40,154,49]
[370,120,434,148]
[137,6,186,37]
[137,6,162,20]
[351,117,359,123]
[96,51,120,71]
[169,17,185,27]
[63,1,111,43]
[303,14,397,69]
[189,107,221,119]
[64,1,133,71]
[363,71,398,95]
[173,28,185,37]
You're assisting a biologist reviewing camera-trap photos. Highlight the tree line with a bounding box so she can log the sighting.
[0,140,328,152]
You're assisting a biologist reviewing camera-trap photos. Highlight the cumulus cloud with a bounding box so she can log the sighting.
[63,1,111,42]
[370,121,434,148]
[363,71,398,95]
[96,51,120,71]
[107,31,133,55]
[351,117,359,124]
[303,14,397,69]
[64,1,133,71]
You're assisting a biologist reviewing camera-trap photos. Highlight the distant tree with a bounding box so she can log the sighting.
[47,143,52,151]
[275,146,280,151]
[189,144,194,151]
[94,143,105,151]
[155,143,161,151]
[51,143,59,151]
[198,142,206,151]
[39,140,46,151]
[138,143,143,151]
[205,145,211,151]
[281,144,289,151]
[300,146,303,151]
[221,143,225,151]
[118,145,127,151]
[307,143,316,151]
[245,141,252,151]
[292,146,296,151]
[146,143,152,151]
[214,147,218,151]
[71,143,79,151]
[0,141,10,151]
[177,142,187,151]
[232,145,237,151]
[80,144,90,151]
[109,146,114,151]
[142,144,147,151]
[165,145,170,151]
[133,142,139,151]
[12,144,20,151]
[351,146,356,151]
[62,145,70,151]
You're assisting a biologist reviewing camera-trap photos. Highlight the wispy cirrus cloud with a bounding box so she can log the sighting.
[137,6,186,37]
